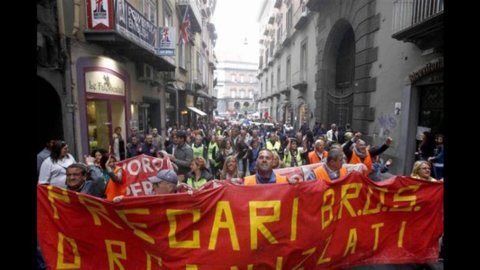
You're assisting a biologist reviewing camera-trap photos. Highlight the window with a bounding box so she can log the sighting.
[300,39,307,81]
[286,6,292,35]
[163,0,173,26]
[143,0,157,26]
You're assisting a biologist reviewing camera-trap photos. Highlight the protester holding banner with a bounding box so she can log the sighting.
[307,148,347,183]
[38,140,76,188]
[244,149,288,185]
[65,162,105,198]
[220,155,241,181]
[185,157,213,189]
[410,160,438,181]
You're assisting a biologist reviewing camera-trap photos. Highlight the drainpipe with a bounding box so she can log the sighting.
[57,0,78,157]
[72,0,81,36]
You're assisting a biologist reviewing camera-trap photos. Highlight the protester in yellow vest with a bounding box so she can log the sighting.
[192,134,207,160]
[283,138,303,167]
[265,132,281,152]
[185,157,213,189]
[244,149,287,185]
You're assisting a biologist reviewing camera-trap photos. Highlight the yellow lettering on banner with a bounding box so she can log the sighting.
[317,235,332,264]
[105,240,126,270]
[116,208,154,244]
[186,265,198,270]
[230,265,253,270]
[167,209,200,248]
[208,201,240,250]
[146,253,162,269]
[276,256,283,269]
[398,221,407,248]
[321,189,335,229]
[56,232,81,269]
[371,223,384,251]
[390,185,420,212]
[362,186,388,215]
[291,197,299,241]
[78,196,123,229]
[338,183,362,220]
[249,201,280,250]
[292,247,316,270]
[47,186,70,219]
[343,228,358,257]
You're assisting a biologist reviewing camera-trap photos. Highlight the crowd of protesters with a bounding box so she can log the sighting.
[36,119,444,269]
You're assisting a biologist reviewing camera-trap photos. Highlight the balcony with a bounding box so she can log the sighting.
[280,86,291,96]
[177,0,202,33]
[292,80,307,91]
[274,43,283,58]
[294,2,310,30]
[84,1,175,71]
[392,0,444,50]
[281,28,292,47]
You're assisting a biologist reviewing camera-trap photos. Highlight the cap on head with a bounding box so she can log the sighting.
[148,170,178,185]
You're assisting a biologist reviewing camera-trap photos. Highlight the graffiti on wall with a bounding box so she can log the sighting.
[376,113,397,137]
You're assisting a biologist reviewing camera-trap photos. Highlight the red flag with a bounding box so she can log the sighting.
[179,7,190,44]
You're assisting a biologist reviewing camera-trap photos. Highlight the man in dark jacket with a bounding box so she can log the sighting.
[65,162,105,198]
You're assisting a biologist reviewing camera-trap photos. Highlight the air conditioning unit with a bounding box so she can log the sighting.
[136,63,154,82]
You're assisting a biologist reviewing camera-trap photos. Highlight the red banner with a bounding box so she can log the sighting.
[37,172,443,269]
[118,154,173,196]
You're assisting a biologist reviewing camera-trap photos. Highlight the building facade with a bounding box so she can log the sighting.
[214,60,258,116]
[37,0,218,159]
[257,0,443,175]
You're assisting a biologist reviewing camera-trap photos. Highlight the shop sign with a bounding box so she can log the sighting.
[86,71,125,96]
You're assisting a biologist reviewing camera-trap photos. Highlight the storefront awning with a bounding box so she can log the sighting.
[188,106,207,116]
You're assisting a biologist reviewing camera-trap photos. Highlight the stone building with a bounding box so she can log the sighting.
[257,0,443,174]
[37,0,218,159]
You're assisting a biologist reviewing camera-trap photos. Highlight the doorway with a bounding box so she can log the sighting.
[86,98,126,153]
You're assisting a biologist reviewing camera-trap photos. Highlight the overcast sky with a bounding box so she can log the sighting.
[212,0,261,63]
